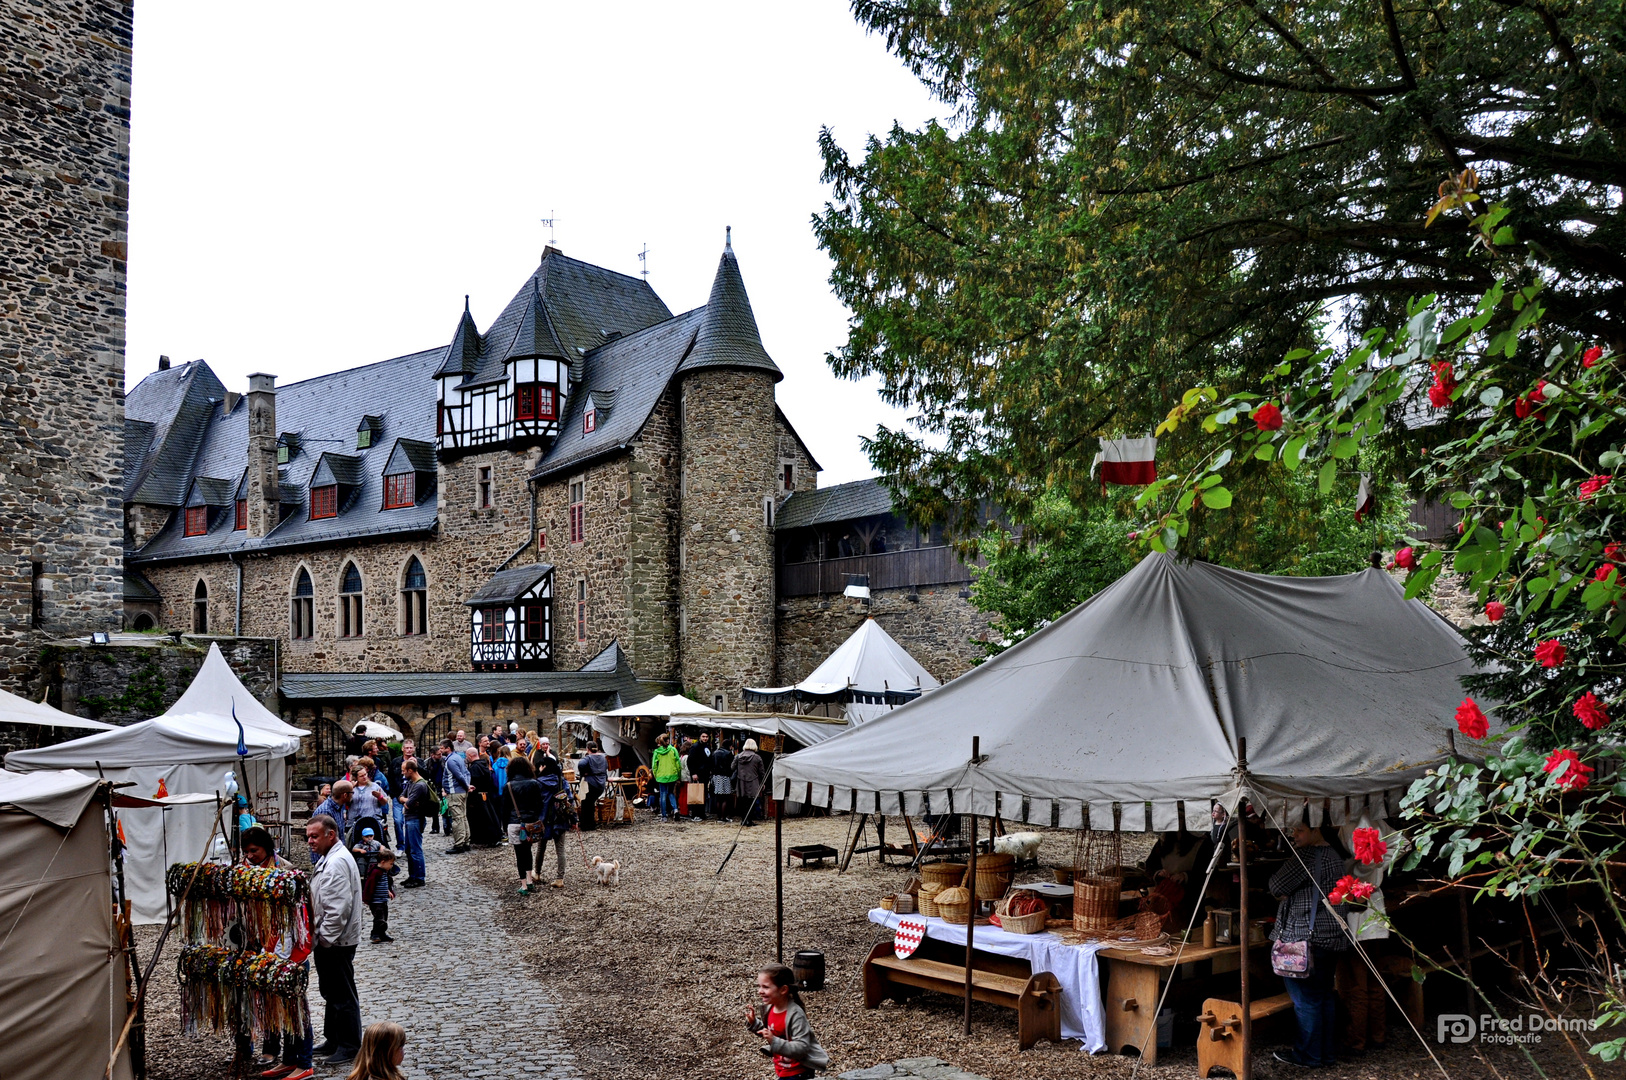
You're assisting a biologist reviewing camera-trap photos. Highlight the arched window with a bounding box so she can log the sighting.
[339,562,364,637]
[192,579,208,634]
[132,612,155,632]
[401,557,427,636]
[291,568,314,640]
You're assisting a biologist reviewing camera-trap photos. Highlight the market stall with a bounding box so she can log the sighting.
[744,617,940,723]
[774,554,1494,1074]
[5,644,308,923]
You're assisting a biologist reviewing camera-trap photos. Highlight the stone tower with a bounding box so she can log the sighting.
[0,0,133,688]
[678,230,782,709]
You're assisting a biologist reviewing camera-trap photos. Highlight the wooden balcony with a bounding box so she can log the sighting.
[779,546,975,597]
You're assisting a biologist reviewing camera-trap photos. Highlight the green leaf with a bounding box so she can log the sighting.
[1200,486,1233,509]
[1318,459,1336,494]
[1330,437,1358,459]
[1282,437,1307,471]
[1254,444,1275,461]
[1479,386,1504,408]
[1210,447,1233,471]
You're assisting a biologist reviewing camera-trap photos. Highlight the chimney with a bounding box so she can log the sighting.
[245,373,278,537]
[158,354,170,370]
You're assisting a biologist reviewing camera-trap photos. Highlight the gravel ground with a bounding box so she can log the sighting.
[135,813,1592,1079]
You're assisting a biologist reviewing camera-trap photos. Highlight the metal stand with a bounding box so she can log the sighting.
[775,784,784,964]
[1236,737,1252,1080]
[964,735,980,1035]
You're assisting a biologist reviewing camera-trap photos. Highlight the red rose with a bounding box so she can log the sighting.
[1597,565,1617,583]
[1485,600,1506,622]
[1583,346,1603,368]
[1352,827,1388,866]
[1608,542,1625,563]
[1515,394,1532,419]
[1573,692,1610,731]
[1534,639,1567,668]
[1581,475,1613,501]
[1532,380,1548,403]
[1392,546,1417,570]
[1455,697,1489,739]
[1327,874,1358,905]
[1543,748,1593,792]
[1253,402,1283,431]
[1348,880,1375,901]
[1427,381,1452,409]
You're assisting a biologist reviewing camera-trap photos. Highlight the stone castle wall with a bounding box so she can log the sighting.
[679,369,778,706]
[534,452,639,672]
[622,388,681,682]
[0,0,133,690]
[776,587,996,688]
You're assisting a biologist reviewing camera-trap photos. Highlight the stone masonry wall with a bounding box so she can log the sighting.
[623,388,680,683]
[774,414,820,499]
[776,587,996,688]
[680,368,777,706]
[534,453,638,672]
[0,1,133,691]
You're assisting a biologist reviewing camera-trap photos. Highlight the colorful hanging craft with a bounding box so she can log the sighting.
[165,862,309,950]
[176,945,309,1039]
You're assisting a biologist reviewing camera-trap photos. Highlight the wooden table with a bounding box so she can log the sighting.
[1099,942,1243,1064]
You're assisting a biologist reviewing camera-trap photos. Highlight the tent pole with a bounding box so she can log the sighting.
[964,736,979,1035]
[775,780,784,964]
[1237,737,1253,1080]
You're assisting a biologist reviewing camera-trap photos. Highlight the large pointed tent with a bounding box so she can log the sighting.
[774,555,1490,828]
[744,617,941,723]
[5,644,308,922]
[0,685,116,732]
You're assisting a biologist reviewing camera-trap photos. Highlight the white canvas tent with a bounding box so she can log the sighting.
[774,554,1492,826]
[0,685,116,731]
[4,644,308,922]
[0,769,134,1080]
[560,696,716,763]
[744,617,941,723]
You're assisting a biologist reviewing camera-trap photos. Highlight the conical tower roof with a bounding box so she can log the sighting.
[501,284,569,363]
[676,228,782,382]
[435,298,481,378]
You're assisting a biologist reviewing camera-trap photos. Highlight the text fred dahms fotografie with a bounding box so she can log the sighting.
[1438,1013,1601,1045]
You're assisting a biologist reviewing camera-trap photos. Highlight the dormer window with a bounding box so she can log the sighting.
[310,484,338,519]
[234,499,247,530]
[277,432,301,464]
[517,383,557,422]
[356,415,383,450]
[384,473,415,509]
[184,506,208,536]
[583,404,597,434]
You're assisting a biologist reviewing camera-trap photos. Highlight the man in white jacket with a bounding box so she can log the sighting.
[305,813,366,1067]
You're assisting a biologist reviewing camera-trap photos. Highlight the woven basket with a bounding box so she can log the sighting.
[1073,873,1124,932]
[621,796,635,823]
[937,897,971,925]
[880,894,896,912]
[917,883,944,918]
[998,907,1048,935]
[894,892,917,915]
[921,862,967,889]
[970,852,1015,902]
[1052,866,1074,886]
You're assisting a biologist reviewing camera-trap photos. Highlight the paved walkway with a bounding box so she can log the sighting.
[840,1058,993,1080]
[311,837,582,1080]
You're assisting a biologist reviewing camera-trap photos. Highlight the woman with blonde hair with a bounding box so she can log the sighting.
[345,1021,406,1080]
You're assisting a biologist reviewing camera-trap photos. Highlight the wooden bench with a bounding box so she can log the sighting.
[1195,993,1294,1078]
[862,940,1061,1049]
[786,843,839,868]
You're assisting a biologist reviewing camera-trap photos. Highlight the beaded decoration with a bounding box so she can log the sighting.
[176,945,309,1038]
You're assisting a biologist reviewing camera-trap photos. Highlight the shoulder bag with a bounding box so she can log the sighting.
[510,782,546,841]
[1270,885,1319,979]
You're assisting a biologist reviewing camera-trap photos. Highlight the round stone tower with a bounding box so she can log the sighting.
[678,229,782,709]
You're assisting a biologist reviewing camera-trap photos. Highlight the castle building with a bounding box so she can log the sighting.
[123,234,821,769]
[0,0,133,688]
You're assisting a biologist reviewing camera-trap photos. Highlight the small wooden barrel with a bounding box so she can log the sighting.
[793,950,826,991]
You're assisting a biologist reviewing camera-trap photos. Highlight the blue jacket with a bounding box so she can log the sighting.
[442,752,472,794]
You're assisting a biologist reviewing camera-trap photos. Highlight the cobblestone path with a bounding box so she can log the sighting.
[322,839,583,1080]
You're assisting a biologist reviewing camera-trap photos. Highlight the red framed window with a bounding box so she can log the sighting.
[523,604,546,642]
[384,473,415,509]
[310,485,338,519]
[516,383,557,421]
[569,480,584,543]
[233,499,247,530]
[480,606,507,642]
[583,406,596,434]
[184,506,208,536]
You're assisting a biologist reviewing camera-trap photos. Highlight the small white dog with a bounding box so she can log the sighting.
[591,855,620,886]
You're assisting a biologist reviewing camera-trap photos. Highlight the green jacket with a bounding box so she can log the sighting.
[652,744,682,783]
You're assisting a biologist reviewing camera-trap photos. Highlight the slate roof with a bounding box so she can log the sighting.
[122,569,160,601]
[124,361,227,505]
[310,452,364,488]
[187,476,237,507]
[530,307,706,482]
[464,562,555,606]
[675,234,782,382]
[775,478,896,531]
[382,438,435,476]
[129,348,444,564]
[279,641,655,706]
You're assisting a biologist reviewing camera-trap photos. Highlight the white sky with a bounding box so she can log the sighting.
[125,2,941,484]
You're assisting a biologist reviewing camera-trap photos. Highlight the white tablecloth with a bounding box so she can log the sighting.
[868,909,1106,1051]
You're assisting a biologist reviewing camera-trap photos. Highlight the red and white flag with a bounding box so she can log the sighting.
[1093,437,1158,486]
[1354,473,1375,523]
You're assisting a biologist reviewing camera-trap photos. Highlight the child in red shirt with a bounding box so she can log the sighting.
[744,964,829,1078]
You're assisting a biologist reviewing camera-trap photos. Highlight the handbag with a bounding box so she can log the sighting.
[510,784,546,841]
[1270,884,1319,979]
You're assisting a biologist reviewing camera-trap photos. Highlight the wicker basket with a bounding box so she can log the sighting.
[935,887,972,925]
[880,894,896,912]
[621,796,635,823]
[971,852,1016,903]
[1073,873,1125,932]
[995,896,1048,935]
[894,892,917,915]
[921,862,967,889]
[1051,866,1075,886]
[917,883,944,918]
